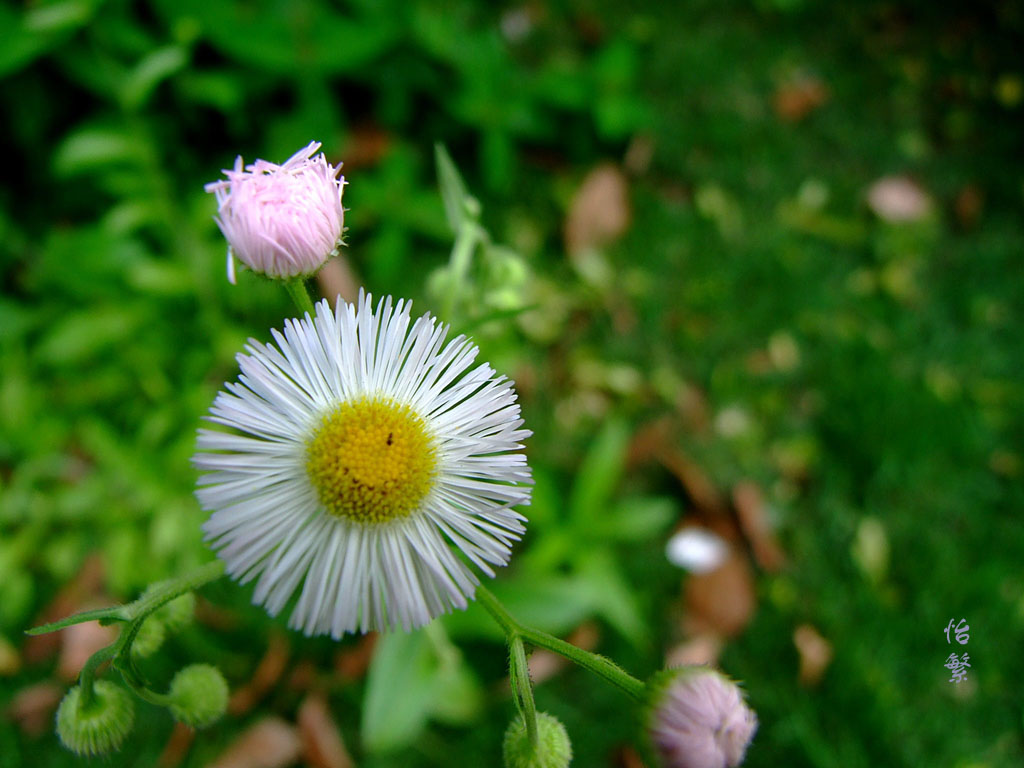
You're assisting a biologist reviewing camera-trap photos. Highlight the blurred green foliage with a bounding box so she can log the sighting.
[2,0,1023,766]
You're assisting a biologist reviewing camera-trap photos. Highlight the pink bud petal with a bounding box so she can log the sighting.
[205,143,346,281]
[648,667,758,768]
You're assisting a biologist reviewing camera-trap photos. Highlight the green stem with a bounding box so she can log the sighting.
[112,561,226,706]
[77,645,116,710]
[123,560,226,622]
[518,624,646,701]
[508,635,538,748]
[476,585,646,702]
[442,220,481,323]
[30,561,225,636]
[113,653,172,707]
[285,279,317,317]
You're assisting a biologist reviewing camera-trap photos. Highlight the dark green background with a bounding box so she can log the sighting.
[1,0,1022,766]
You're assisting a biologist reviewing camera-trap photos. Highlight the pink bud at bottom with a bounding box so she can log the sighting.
[646,666,757,768]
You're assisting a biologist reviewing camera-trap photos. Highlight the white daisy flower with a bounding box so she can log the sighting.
[194,292,532,637]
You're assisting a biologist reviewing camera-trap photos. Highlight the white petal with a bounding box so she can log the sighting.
[193,292,532,636]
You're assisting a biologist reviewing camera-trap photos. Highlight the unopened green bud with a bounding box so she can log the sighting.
[131,615,166,658]
[503,711,572,768]
[56,681,135,756]
[156,592,196,633]
[167,664,229,728]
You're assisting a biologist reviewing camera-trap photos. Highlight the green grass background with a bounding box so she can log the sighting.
[1,0,1022,766]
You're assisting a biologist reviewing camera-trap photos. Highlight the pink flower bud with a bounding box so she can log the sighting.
[646,666,757,768]
[205,142,346,283]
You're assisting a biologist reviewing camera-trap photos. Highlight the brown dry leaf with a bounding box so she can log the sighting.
[683,549,756,637]
[744,349,773,376]
[315,258,360,308]
[954,184,984,229]
[334,632,377,681]
[25,554,106,664]
[57,619,118,682]
[229,630,290,715]
[8,682,62,736]
[628,417,674,467]
[866,176,932,223]
[287,660,318,693]
[527,622,600,685]
[676,386,712,436]
[793,624,833,686]
[564,163,631,256]
[611,300,638,336]
[732,481,787,572]
[158,722,196,768]
[195,596,241,631]
[773,75,829,122]
[209,718,302,768]
[629,418,727,517]
[618,745,650,768]
[624,134,655,176]
[298,693,354,768]
[660,449,729,518]
[990,449,1022,478]
[665,633,723,668]
[340,123,392,171]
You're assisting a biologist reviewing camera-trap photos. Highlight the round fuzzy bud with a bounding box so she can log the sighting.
[503,711,572,768]
[56,681,135,756]
[156,593,196,634]
[645,666,757,768]
[167,664,229,728]
[131,615,166,658]
[205,142,346,283]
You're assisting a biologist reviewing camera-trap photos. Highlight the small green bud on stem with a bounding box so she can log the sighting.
[503,711,572,768]
[131,615,166,658]
[56,681,135,756]
[168,664,229,728]
[156,592,196,633]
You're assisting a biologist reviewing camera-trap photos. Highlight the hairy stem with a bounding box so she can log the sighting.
[442,219,481,323]
[475,585,646,702]
[508,634,539,748]
[77,646,116,710]
[285,279,317,317]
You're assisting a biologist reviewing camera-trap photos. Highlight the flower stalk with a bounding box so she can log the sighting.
[30,560,226,711]
[508,634,538,749]
[285,279,316,316]
[475,584,646,702]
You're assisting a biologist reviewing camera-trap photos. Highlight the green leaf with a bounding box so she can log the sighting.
[0,0,98,76]
[362,629,438,752]
[568,418,630,524]
[576,550,648,647]
[591,497,677,541]
[119,45,189,111]
[152,0,397,74]
[428,657,484,725]
[26,605,124,636]
[24,0,95,33]
[435,143,475,233]
[37,307,140,366]
[52,126,146,177]
[444,575,602,641]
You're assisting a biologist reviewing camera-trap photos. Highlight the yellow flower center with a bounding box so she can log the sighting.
[305,397,437,524]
